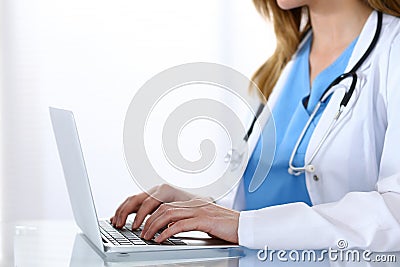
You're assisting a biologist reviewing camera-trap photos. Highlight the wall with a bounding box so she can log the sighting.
[1,0,275,222]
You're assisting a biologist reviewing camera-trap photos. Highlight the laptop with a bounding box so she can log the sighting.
[49,107,239,260]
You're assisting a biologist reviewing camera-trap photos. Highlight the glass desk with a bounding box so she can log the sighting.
[1,220,398,266]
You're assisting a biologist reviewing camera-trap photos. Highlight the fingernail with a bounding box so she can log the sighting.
[155,236,161,242]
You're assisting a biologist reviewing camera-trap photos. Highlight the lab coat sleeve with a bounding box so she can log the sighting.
[238,35,400,252]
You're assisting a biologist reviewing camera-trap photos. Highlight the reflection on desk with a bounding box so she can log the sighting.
[70,233,242,267]
[5,221,400,267]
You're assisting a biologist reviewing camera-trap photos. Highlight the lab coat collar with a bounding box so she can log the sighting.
[303,11,383,174]
[268,10,384,170]
[345,10,378,73]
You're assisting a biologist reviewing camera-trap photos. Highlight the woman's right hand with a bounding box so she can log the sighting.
[110,184,208,229]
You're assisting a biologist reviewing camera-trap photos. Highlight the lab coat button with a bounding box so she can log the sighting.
[313,175,319,181]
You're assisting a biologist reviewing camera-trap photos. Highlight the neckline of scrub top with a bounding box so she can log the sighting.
[242,34,359,210]
[305,36,359,113]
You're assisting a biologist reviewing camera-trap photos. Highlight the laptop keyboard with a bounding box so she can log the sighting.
[99,220,186,246]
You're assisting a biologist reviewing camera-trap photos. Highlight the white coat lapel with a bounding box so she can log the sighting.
[304,77,364,164]
[305,11,378,164]
[304,86,345,164]
[345,10,378,73]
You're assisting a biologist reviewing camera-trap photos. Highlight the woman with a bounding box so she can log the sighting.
[111,0,400,250]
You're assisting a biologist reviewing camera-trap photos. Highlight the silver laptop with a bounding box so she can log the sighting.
[49,107,238,259]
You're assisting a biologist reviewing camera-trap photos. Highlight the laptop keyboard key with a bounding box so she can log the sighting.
[143,239,159,245]
[100,220,186,246]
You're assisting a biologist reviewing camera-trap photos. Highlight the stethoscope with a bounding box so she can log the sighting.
[289,11,382,176]
[226,11,383,179]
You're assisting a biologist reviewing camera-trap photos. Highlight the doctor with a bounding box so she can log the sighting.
[111,0,400,251]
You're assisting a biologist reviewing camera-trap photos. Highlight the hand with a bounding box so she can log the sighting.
[141,199,239,244]
[110,184,210,229]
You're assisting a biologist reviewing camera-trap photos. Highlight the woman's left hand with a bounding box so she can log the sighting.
[140,199,239,244]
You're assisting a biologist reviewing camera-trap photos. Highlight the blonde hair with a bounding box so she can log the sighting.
[252,0,400,100]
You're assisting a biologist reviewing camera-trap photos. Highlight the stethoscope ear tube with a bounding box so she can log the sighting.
[349,11,383,73]
[324,72,358,107]
[243,103,265,142]
[340,73,357,107]
[321,72,357,105]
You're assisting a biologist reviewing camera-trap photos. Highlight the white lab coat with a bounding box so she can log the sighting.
[224,11,400,251]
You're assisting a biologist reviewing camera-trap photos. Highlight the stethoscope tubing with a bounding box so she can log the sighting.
[288,11,383,176]
[228,12,383,177]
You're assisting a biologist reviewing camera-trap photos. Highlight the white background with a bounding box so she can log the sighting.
[0,0,275,222]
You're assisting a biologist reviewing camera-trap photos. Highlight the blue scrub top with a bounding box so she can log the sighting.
[243,36,358,210]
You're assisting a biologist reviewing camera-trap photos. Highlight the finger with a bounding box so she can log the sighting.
[112,197,131,227]
[114,194,146,228]
[143,201,192,229]
[142,201,204,234]
[142,207,194,240]
[140,203,168,234]
[154,218,200,243]
[111,202,132,225]
[132,196,161,229]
